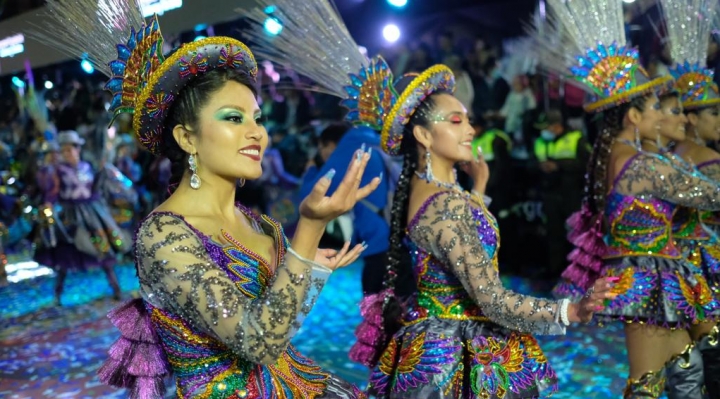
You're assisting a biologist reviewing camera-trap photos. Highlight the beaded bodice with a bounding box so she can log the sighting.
[673,207,712,241]
[602,151,720,259]
[135,207,333,398]
[403,193,499,325]
[604,192,681,258]
[402,190,564,335]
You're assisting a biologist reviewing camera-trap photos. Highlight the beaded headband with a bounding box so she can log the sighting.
[32,0,258,155]
[379,66,455,155]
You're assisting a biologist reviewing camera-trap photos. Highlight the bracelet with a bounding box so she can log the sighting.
[286,246,333,273]
[559,299,571,326]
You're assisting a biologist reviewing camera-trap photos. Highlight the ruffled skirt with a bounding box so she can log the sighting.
[34,199,131,271]
[367,318,558,399]
[554,256,720,328]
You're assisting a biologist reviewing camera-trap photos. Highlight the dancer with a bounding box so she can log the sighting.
[35,0,378,397]
[241,1,616,397]
[658,0,720,395]
[535,0,720,397]
[34,130,127,305]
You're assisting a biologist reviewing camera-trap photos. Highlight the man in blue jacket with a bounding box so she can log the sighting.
[299,125,413,295]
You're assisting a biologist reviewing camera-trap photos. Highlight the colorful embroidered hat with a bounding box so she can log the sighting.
[241,0,454,155]
[527,0,672,113]
[33,0,257,155]
[660,0,720,110]
[339,58,455,155]
[379,66,455,155]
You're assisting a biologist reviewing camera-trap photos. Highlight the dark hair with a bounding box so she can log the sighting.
[380,76,450,355]
[161,68,257,197]
[319,122,350,145]
[481,57,498,75]
[584,94,650,214]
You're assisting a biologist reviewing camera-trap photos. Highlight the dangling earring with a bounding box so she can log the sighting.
[188,154,201,189]
[694,127,705,145]
[633,126,642,150]
[655,134,665,152]
[238,178,245,188]
[424,149,434,182]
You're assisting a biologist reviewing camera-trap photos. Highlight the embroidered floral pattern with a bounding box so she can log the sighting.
[179,52,209,79]
[145,92,174,119]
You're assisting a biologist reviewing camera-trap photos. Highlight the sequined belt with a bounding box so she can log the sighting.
[603,245,682,259]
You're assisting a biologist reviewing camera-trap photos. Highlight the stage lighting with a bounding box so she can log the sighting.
[264,17,283,35]
[81,59,94,74]
[11,76,24,88]
[44,81,54,90]
[383,24,401,43]
[387,0,407,7]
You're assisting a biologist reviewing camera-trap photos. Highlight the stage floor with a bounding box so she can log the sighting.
[0,261,660,398]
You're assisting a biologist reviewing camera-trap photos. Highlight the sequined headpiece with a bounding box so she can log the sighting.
[241,0,454,155]
[32,0,258,155]
[527,0,672,113]
[660,0,720,110]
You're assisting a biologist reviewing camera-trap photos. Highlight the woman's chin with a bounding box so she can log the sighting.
[671,132,686,142]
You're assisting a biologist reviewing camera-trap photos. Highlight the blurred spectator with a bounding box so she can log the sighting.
[531,109,590,279]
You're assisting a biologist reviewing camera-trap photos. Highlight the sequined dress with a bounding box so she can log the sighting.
[368,191,564,399]
[675,160,720,296]
[555,152,720,327]
[34,161,130,270]
[135,206,366,399]
[699,159,720,246]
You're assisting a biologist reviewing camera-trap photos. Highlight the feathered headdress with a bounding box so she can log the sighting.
[240,0,454,156]
[29,0,257,155]
[526,0,672,112]
[660,0,720,109]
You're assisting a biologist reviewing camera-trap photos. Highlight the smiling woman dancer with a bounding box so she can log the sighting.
[657,0,720,396]
[33,0,379,398]
[239,0,617,397]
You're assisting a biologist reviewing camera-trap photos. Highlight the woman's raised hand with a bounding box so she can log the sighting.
[299,145,380,222]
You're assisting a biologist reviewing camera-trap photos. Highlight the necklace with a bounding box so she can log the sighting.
[414,170,463,191]
[414,170,486,203]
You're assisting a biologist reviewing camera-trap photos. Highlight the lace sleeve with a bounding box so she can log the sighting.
[136,213,331,365]
[409,192,565,335]
[615,153,720,210]
[698,161,720,182]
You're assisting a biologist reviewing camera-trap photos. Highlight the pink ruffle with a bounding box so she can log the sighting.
[97,298,171,399]
[348,290,390,367]
[563,208,607,290]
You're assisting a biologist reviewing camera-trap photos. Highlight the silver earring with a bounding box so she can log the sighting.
[694,128,705,145]
[633,126,642,149]
[424,150,434,182]
[189,154,201,189]
[238,178,245,188]
[655,134,664,152]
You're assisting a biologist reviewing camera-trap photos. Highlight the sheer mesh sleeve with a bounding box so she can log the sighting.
[136,213,331,365]
[615,153,720,210]
[409,192,565,335]
[698,161,720,182]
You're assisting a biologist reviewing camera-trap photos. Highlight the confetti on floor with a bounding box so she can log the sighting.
[0,261,667,398]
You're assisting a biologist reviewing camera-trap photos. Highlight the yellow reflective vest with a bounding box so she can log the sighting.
[472,129,512,161]
[534,131,584,162]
